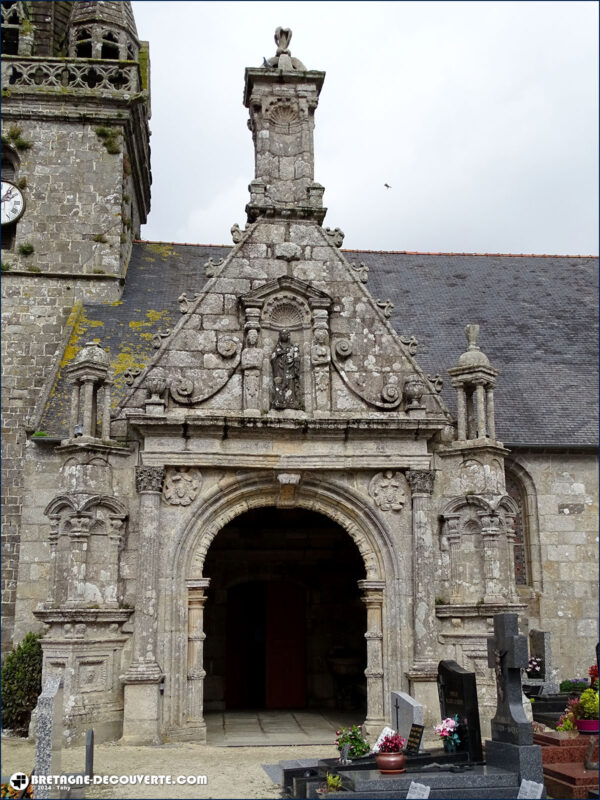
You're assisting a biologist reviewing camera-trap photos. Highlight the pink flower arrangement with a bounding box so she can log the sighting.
[434,715,461,746]
[377,731,406,753]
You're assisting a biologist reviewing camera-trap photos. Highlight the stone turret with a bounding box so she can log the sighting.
[448,324,499,443]
[244,28,327,223]
[68,0,139,60]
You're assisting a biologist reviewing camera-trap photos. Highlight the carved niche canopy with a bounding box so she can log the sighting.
[240,276,332,331]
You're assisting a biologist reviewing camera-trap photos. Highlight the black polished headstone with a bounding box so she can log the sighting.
[405,724,425,756]
[486,613,533,746]
[437,660,483,762]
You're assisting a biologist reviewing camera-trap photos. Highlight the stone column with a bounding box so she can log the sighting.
[444,516,462,603]
[47,517,60,604]
[466,390,476,439]
[406,470,437,670]
[68,382,80,439]
[358,579,385,736]
[504,516,519,602]
[101,381,112,441]
[186,579,210,739]
[81,378,95,438]
[475,382,487,438]
[479,513,504,603]
[121,466,165,745]
[65,516,91,605]
[104,516,124,608]
[455,384,467,440]
[486,387,496,441]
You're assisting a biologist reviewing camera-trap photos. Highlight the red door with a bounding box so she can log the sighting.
[266,582,306,708]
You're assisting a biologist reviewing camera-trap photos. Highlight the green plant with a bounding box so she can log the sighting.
[92,269,106,274]
[2,124,32,152]
[1,262,11,271]
[0,632,43,735]
[93,234,107,243]
[560,679,588,694]
[18,243,34,256]
[435,597,448,605]
[335,724,370,759]
[326,774,343,792]
[579,688,599,720]
[95,126,121,154]
[26,265,41,273]
[17,177,27,190]
[31,431,48,438]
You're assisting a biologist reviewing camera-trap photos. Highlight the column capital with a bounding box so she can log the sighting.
[136,466,166,494]
[406,469,434,496]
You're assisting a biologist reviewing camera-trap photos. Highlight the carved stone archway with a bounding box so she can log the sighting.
[161,471,401,741]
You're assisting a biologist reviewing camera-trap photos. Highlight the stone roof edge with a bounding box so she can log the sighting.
[132,240,598,259]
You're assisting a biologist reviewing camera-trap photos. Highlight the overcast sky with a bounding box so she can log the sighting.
[132,1,598,255]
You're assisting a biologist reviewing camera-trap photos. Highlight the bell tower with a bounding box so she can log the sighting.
[244,28,327,224]
[1,0,150,654]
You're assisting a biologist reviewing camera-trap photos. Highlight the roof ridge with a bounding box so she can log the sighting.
[133,240,597,258]
[340,249,598,258]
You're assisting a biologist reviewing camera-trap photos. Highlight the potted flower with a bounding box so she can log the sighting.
[589,663,599,688]
[434,715,461,752]
[557,687,599,734]
[526,656,543,679]
[375,731,406,774]
[334,724,370,761]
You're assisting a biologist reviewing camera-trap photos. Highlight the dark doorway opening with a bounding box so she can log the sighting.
[204,507,367,715]
[226,580,306,709]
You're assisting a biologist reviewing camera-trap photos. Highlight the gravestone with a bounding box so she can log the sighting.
[437,660,483,762]
[406,780,431,798]
[33,674,63,800]
[391,691,424,748]
[485,613,544,785]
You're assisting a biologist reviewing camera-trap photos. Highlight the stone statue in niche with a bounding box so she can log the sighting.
[311,327,331,410]
[270,329,301,410]
[241,327,264,412]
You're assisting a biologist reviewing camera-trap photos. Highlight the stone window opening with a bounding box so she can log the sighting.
[74,28,92,59]
[100,30,120,60]
[1,0,25,55]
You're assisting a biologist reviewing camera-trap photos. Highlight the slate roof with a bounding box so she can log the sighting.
[38,242,598,447]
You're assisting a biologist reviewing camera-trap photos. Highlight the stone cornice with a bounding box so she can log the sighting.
[34,608,133,624]
[435,602,527,618]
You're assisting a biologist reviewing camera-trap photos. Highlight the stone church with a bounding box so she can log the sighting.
[1,2,597,746]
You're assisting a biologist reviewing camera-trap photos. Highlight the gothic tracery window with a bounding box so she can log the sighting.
[506,471,529,585]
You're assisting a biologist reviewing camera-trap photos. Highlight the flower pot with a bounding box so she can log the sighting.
[575,719,599,734]
[375,752,406,774]
[443,738,457,753]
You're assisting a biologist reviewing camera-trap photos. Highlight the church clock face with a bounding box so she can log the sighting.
[1,180,25,225]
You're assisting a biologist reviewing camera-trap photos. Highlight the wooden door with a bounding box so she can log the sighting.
[266,582,306,708]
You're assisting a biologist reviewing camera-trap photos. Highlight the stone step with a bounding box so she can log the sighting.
[535,732,593,749]
[544,762,599,799]
[541,743,598,765]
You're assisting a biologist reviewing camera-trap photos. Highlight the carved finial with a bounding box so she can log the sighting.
[465,324,480,351]
[275,27,292,55]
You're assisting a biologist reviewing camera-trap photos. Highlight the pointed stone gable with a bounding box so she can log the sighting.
[115,218,449,420]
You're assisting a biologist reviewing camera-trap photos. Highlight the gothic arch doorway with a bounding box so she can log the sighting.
[203,507,367,715]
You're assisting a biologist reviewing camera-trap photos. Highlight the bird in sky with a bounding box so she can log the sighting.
[384,183,392,189]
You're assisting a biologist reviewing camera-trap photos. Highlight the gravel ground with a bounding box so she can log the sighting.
[1,735,339,799]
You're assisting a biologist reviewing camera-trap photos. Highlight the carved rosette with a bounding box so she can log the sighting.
[135,466,166,494]
[406,470,434,496]
[368,471,407,512]
[163,468,203,506]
